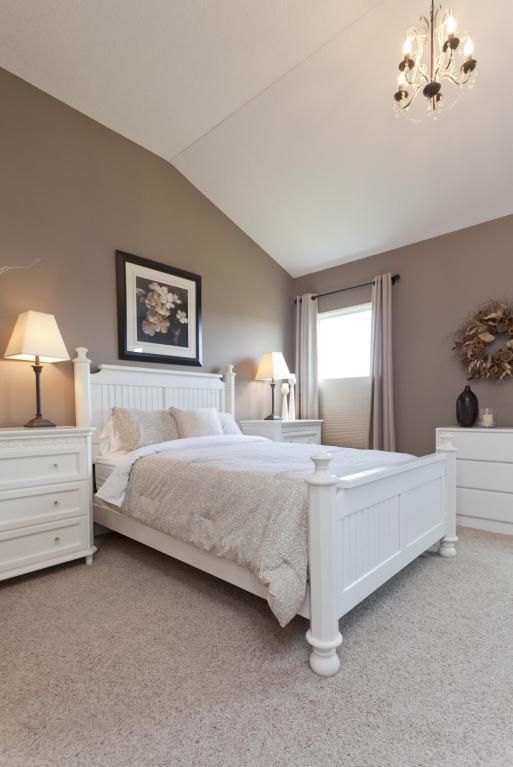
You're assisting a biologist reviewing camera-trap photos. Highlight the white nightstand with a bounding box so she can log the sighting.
[239,420,323,445]
[0,427,96,580]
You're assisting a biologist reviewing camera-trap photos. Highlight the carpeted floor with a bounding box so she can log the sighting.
[1,528,512,767]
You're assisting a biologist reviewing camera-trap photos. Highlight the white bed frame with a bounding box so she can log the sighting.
[73,348,457,677]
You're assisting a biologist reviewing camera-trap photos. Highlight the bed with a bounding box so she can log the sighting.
[73,347,457,677]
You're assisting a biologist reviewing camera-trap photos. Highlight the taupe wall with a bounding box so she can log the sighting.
[294,215,513,456]
[0,69,294,427]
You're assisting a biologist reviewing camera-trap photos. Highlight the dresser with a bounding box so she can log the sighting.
[239,420,323,445]
[436,427,513,536]
[0,427,96,580]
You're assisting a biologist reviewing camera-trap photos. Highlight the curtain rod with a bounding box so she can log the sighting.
[295,274,400,303]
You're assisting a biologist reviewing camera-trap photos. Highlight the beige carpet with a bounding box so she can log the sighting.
[1,528,512,767]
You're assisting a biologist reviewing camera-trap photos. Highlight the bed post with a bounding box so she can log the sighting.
[224,364,236,417]
[73,347,92,427]
[305,453,342,676]
[437,433,458,557]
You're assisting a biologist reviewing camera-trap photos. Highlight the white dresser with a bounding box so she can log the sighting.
[436,427,513,535]
[0,427,96,580]
[239,420,323,445]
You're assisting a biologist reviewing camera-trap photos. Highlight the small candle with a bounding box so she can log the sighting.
[480,408,495,428]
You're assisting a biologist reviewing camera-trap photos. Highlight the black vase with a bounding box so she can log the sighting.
[456,385,479,427]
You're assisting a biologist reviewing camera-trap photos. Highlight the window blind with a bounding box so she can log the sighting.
[319,377,371,449]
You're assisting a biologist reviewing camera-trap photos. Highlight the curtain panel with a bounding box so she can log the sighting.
[368,273,396,451]
[295,293,319,419]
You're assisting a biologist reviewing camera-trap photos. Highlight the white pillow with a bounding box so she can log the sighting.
[170,407,223,438]
[218,411,241,435]
[98,419,124,456]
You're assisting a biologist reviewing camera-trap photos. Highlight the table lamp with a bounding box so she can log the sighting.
[4,310,70,427]
[255,352,290,420]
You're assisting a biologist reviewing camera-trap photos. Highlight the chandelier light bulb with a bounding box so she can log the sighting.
[446,14,457,35]
[464,37,474,57]
[402,37,413,55]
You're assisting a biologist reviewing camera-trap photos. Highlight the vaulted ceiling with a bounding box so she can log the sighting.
[1,1,512,276]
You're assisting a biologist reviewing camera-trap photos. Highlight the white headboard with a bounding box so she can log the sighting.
[72,347,236,457]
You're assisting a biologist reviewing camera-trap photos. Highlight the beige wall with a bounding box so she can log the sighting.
[0,69,294,427]
[294,215,513,456]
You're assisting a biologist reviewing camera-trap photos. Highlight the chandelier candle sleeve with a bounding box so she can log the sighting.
[393,1,477,117]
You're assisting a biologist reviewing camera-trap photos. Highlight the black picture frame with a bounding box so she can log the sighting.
[116,250,202,367]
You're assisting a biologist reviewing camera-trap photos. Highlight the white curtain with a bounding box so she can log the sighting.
[295,293,319,419]
[368,274,396,451]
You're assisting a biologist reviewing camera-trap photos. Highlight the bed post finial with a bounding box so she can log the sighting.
[306,452,342,676]
[224,364,236,417]
[437,433,458,557]
[73,347,92,427]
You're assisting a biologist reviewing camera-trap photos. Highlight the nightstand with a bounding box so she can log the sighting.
[0,427,96,580]
[239,420,323,445]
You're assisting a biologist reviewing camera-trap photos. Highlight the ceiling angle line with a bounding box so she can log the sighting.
[170,0,388,162]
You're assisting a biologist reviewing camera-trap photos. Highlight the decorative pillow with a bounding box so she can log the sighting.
[111,408,180,452]
[218,411,241,435]
[170,407,223,438]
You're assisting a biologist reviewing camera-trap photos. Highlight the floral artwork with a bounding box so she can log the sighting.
[136,278,189,348]
[117,250,202,366]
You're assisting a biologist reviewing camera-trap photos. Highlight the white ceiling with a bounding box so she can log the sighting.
[1,0,512,277]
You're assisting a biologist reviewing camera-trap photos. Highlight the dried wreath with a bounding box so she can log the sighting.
[454,301,513,381]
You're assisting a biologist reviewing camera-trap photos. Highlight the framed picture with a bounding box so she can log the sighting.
[116,250,202,366]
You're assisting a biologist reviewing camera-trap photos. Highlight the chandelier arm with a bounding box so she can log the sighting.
[406,69,429,88]
[438,71,468,87]
[412,62,430,85]
[399,82,424,111]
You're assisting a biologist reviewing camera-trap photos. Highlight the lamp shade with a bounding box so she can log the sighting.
[255,352,290,381]
[4,311,70,363]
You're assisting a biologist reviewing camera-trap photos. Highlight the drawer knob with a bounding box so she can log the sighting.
[53,500,60,507]
[54,536,61,544]
[51,463,59,469]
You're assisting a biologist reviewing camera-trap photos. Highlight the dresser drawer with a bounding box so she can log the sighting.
[0,482,89,532]
[0,516,90,574]
[457,487,513,525]
[283,431,321,444]
[439,431,513,462]
[0,445,87,490]
[457,460,513,494]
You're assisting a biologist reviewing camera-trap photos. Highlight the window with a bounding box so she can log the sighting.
[317,303,373,448]
[317,304,372,380]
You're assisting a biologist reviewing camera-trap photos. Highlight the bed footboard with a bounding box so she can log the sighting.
[305,440,456,677]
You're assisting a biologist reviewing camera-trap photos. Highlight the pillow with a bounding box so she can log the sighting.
[111,408,180,452]
[218,411,241,435]
[170,407,223,438]
[98,419,123,456]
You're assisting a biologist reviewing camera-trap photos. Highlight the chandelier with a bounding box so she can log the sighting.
[393,1,477,118]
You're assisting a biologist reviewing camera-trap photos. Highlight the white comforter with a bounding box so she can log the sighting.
[97,435,413,625]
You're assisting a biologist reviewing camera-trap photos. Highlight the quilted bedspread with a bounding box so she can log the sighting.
[96,435,412,625]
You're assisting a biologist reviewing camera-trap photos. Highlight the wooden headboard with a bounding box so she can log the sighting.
[72,347,235,457]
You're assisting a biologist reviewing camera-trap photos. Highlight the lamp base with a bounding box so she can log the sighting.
[24,416,56,428]
[264,414,282,421]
